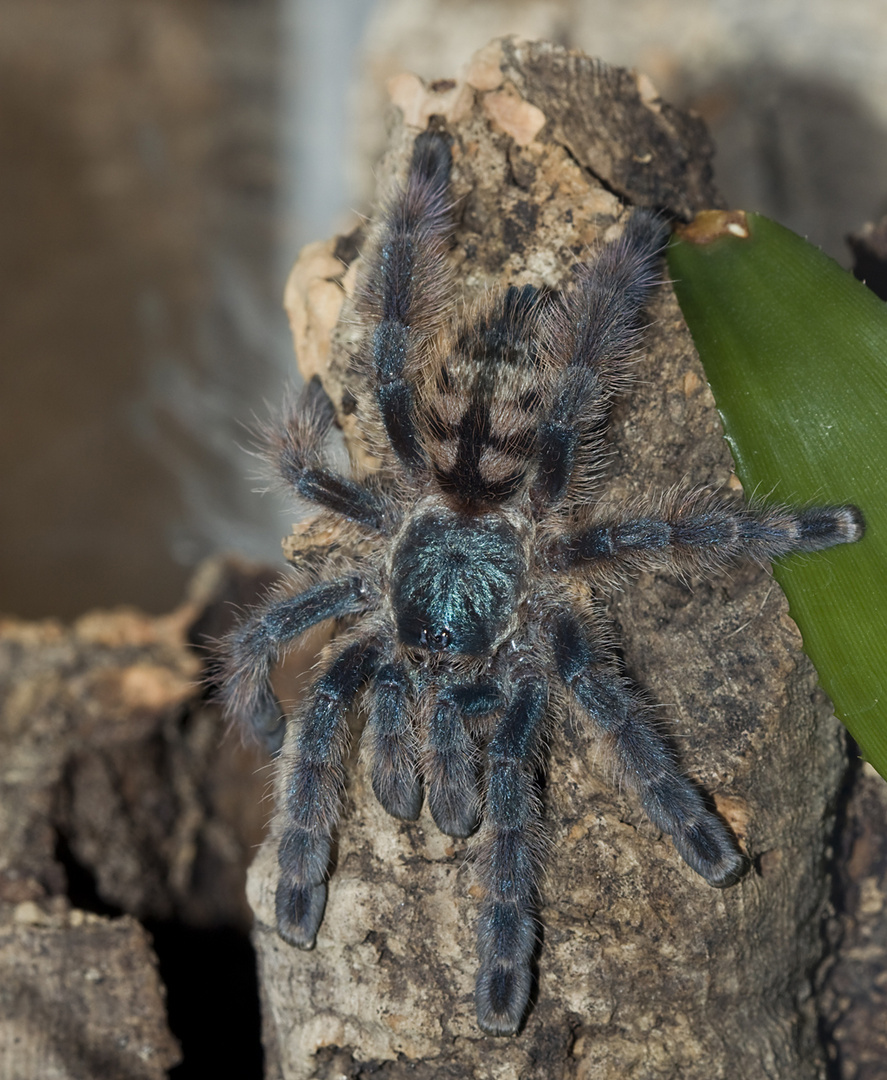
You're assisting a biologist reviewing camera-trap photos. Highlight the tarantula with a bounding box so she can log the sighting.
[220,130,863,1036]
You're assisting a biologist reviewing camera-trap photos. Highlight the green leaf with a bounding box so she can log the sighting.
[667,211,887,780]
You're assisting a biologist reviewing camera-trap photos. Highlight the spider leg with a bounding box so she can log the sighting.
[424,682,503,837]
[363,658,422,821]
[267,376,393,533]
[551,611,746,888]
[219,575,370,751]
[532,210,668,510]
[360,131,453,473]
[276,637,378,948]
[550,494,864,579]
[474,676,546,1037]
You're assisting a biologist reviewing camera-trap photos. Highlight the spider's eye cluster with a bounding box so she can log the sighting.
[418,625,451,650]
[390,509,526,656]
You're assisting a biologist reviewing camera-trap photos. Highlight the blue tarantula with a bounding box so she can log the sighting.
[220,130,864,1036]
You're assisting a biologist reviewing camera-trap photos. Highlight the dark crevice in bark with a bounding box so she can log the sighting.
[147,921,264,1080]
[52,761,266,1079]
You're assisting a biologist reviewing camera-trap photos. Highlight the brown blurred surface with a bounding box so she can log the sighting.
[0,0,286,620]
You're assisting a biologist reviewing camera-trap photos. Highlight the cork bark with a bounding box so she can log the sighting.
[0,560,271,1079]
[0,608,193,1078]
[255,37,848,1079]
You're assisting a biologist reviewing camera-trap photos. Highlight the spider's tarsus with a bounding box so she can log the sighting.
[792,504,865,551]
[277,827,331,886]
[372,769,423,822]
[641,776,748,887]
[409,129,452,196]
[275,879,327,950]
[475,900,536,1034]
[428,784,478,838]
[841,504,866,542]
[620,205,670,253]
[708,851,749,890]
[475,959,533,1037]
[670,816,748,888]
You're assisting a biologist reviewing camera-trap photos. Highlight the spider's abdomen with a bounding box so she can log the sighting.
[421,285,547,510]
[390,506,527,655]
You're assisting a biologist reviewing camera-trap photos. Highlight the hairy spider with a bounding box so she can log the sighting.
[219,130,864,1036]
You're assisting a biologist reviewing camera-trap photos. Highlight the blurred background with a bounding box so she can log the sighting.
[3,0,887,621]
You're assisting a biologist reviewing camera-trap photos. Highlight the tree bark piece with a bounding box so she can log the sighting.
[0,608,194,1078]
[819,760,887,1080]
[0,558,272,1078]
[262,37,845,1078]
[0,912,176,1080]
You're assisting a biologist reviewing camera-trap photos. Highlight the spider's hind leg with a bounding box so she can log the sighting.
[552,612,746,888]
[266,376,393,533]
[532,210,669,511]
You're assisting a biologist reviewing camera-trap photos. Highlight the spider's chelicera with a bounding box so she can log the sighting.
[220,130,864,1035]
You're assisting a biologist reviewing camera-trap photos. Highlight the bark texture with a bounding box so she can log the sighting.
[254,37,848,1079]
[819,760,887,1080]
[0,560,271,1079]
[0,608,192,1078]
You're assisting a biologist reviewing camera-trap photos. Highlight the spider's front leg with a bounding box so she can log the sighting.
[474,676,547,1036]
[276,637,379,947]
[362,657,422,821]
[552,611,746,887]
[424,682,503,837]
[363,668,504,829]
